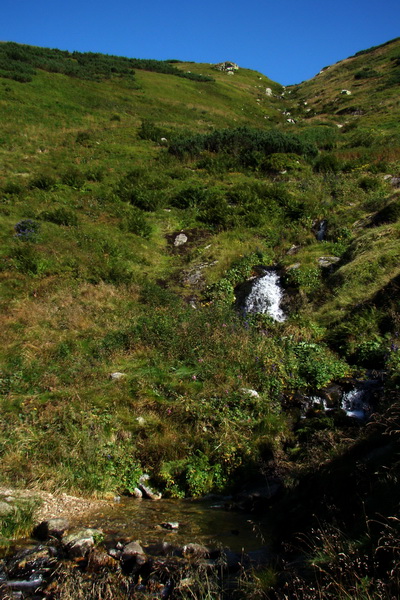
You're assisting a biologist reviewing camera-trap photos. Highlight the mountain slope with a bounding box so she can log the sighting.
[0,40,398,500]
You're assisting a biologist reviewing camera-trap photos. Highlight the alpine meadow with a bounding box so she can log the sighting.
[0,38,399,599]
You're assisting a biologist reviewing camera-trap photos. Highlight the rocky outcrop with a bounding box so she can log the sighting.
[214,61,239,72]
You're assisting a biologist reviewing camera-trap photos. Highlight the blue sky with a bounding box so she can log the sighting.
[2,0,399,85]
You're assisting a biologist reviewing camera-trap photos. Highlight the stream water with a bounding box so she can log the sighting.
[74,497,267,553]
[243,270,286,322]
[305,378,381,420]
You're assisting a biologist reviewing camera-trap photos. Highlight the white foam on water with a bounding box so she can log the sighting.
[244,271,286,322]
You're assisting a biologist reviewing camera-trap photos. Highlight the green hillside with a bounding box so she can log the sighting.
[0,40,399,598]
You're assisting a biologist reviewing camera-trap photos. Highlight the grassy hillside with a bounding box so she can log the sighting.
[0,39,399,596]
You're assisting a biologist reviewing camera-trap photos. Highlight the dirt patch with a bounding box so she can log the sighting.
[0,487,113,523]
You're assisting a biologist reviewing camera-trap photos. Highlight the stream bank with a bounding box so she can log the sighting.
[0,493,273,599]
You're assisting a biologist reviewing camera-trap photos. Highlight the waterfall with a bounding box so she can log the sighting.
[316,219,327,241]
[341,387,370,420]
[243,270,286,322]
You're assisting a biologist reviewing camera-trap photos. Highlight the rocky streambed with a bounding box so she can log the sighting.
[0,491,274,599]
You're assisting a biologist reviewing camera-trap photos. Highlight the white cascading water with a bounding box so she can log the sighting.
[341,388,370,420]
[244,271,286,322]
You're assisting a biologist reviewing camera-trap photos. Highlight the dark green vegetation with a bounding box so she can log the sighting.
[0,39,399,597]
[0,42,213,84]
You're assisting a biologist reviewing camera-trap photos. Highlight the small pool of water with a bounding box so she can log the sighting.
[77,497,268,553]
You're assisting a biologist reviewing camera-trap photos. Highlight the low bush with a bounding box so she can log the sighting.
[115,169,168,211]
[29,173,57,190]
[2,181,23,195]
[168,126,318,165]
[75,131,92,146]
[120,207,152,238]
[61,167,86,189]
[372,200,400,225]
[313,153,343,173]
[14,219,41,241]
[354,67,380,79]
[137,120,167,143]
[39,208,78,227]
[358,176,380,191]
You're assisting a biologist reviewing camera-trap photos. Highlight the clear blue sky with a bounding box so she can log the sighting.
[2,0,399,85]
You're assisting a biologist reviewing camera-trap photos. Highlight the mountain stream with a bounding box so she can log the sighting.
[243,270,286,322]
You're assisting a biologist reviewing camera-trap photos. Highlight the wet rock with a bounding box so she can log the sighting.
[139,475,162,500]
[107,548,121,560]
[145,541,178,556]
[132,487,143,498]
[62,528,103,558]
[183,543,209,559]
[121,541,147,573]
[4,577,43,591]
[286,262,301,271]
[121,541,145,561]
[234,481,282,510]
[321,384,343,408]
[5,546,57,586]
[161,522,179,530]
[173,233,188,247]
[33,518,70,541]
[87,549,118,573]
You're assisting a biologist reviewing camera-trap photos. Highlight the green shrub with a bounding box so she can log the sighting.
[138,120,166,142]
[85,167,104,182]
[75,131,92,146]
[171,184,219,209]
[263,153,305,174]
[353,337,386,367]
[168,126,317,163]
[313,153,343,173]
[29,173,57,190]
[11,245,47,275]
[354,67,379,79]
[372,201,400,225]
[115,169,168,211]
[298,126,338,150]
[3,181,23,195]
[39,208,78,227]
[292,341,348,388]
[358,176,380,192]
[160,452,226,497]
[196,153,237,174]
[199,196,235,230]
[120,207,152,238]
[286,266,322,294]
[0,42,137,83]
[61,167,86,189]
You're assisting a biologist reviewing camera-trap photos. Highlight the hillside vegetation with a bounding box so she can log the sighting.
[0,39,399,598]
